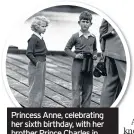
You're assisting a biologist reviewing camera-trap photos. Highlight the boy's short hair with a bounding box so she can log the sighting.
[79,11,92,22]
[31,16,50,32]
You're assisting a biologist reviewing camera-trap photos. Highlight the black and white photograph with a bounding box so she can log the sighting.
[6,5,128,108]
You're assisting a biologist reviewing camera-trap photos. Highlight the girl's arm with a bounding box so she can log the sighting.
[26,37,38,66]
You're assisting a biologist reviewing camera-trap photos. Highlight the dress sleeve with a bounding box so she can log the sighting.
[99,19,108,38]
[26,37,38,66]
[64,34,77,58]
[99,19,108,52]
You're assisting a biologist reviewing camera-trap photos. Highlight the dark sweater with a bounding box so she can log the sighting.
[64,32,97,58]
[26,34,48,65]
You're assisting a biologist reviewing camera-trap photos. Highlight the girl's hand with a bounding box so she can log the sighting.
[36,61,41,67]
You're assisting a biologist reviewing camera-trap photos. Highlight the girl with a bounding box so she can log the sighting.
[26,16,49,107]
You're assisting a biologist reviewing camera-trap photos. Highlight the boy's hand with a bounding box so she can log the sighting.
[93,55,97,60]
[75,53,84,59]
[100,52,105,60]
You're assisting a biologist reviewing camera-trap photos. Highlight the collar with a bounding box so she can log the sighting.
[78,30,94,39]
[33,32,43,40]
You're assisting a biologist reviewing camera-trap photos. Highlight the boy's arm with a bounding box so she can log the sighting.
[64,35,76,58]
[26,37,38,66]
[93,37,97,60]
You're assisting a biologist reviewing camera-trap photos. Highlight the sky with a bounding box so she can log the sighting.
[6,10,103,51]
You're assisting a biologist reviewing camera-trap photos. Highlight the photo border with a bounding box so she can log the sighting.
[1,0,131,107]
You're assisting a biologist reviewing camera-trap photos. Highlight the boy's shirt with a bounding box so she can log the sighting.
[65,31,97,58]
[79,30,93,39]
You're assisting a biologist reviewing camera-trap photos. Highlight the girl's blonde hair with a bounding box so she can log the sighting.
[31,16,50,32]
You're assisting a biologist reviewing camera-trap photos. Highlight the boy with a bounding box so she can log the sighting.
[64,11,97,107]
[26,16,49,107]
